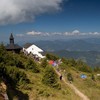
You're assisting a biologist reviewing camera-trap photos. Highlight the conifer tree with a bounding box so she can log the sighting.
[41,58,48,68]
[67,73,73,82]
[42,66,60,89]
[91,74,95,81]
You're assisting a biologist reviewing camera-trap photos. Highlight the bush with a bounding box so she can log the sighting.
[0,44,8,63]
[41,58,48,68]
[59,63,67,70]
[0,46,30,87]
[94,67,100,72]
[91,74,95,81]
[67,73,73,82]
[0,65,29,86]
[14,58,24,68]
[46,53,59,61]
[25,58,39,73]
[42,66,60,89]
[62,58,76,67]
[78,65,92,73]
[3,52,25,69]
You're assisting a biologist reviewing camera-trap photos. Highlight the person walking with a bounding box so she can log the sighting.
[60,74,62,80]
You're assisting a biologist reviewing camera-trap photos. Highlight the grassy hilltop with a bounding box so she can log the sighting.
[0,44,100,100]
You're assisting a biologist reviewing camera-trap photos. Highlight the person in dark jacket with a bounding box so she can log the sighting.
[60,74,62,80]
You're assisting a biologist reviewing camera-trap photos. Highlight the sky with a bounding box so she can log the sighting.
[0,0,100,43]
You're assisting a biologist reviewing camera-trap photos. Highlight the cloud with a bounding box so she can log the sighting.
[26,31,63,36]
[26,31,50,36]
[16,30,100,37]
[26,31,42,35]
[64,30,100,36]
[64,32,70,35]
[51,32,62,35]
[26,30,81,36]
[0,0,63,25]
[16,34,24,37]
[64,30,80,36]
[89,32,100,35]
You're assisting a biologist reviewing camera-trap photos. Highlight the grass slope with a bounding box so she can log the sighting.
[22,70,80,100]
[0,45,100,100]
[59,66,100,100]
[0,51,80,100]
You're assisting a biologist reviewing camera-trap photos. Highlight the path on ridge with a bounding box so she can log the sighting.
[54,68,90,100]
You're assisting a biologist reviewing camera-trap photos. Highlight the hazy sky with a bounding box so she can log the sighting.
[0,0,100,43]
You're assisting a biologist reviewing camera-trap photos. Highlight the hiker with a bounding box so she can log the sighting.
[60,74,62,80]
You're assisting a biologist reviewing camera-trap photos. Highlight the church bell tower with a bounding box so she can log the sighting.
[10,33,14,44]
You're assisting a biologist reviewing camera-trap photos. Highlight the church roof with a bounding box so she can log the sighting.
[6,33,22,50]
[6,44,22,50]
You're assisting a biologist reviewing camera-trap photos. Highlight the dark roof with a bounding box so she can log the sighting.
[23,43,32,49]
[6,33,22,51]
[6,44,22,50]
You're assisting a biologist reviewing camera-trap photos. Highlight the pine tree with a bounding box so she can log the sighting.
[91,74,95,81]
[41,58,48,68]
[42,66,60,89]
[26,58,39,73]
[67,73,73,82]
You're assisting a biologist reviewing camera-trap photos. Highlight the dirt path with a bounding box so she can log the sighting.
[54,69,90,100]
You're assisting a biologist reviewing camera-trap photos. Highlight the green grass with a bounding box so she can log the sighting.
[60,67,100,100]
[1,50,99,100]
[19,69,81,100]
[5,66,80,100]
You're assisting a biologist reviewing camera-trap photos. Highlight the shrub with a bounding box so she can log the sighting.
[91,74,95,81]
[0,44,8,63]
[59,63,67,70]
[67,73,73,82]
[41,58,48,68]
[94,67,100,72]
[78,65,92,73]
[42,66,60,89]
[0,66,29,86]
[62,58,77,67]
[25,58,39,73]
[16,60,24,68]
[46,53,59,61]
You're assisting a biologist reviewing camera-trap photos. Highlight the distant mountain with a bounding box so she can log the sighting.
[34,38,100,67]
[84,38,100,44]
[50,50,100,67]
[34,39,100,52]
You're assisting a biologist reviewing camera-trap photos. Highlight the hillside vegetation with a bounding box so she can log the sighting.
[0,44,100,100]
[0,44,80,100]
[53,56,100,100]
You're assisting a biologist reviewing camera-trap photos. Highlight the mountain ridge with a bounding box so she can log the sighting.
[34,39,100,52]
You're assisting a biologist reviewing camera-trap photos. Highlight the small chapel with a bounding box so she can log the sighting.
[6,33,22,53]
